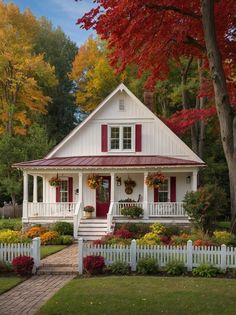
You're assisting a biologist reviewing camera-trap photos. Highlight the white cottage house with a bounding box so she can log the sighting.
[14,84,205,239]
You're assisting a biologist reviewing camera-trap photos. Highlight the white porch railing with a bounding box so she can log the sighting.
[148,202,186,217]
[73,202,83,239]
[112,202,144,216]
[27,202,77,218]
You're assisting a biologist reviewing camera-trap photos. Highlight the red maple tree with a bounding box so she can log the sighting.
[77,0,236,229]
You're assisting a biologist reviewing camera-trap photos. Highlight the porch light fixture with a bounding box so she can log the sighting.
[186,176,191,184]
[116,176,122,186]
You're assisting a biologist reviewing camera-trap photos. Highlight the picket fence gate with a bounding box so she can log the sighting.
[0,237,41,268]
[78,239,236,274]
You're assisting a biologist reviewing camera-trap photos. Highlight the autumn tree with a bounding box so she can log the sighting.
[77,0,236,230]
[71,37,147,113]
[71,37,122,112]
[0,3,57,136]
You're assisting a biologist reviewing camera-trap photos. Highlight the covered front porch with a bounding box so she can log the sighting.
[21,168,197,235]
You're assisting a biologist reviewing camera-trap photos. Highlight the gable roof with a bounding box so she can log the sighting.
[46,83,204,164]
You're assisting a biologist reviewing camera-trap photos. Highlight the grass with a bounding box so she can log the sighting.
[40,245,67,259]
[0,276,25,295]
[38,276,236,315]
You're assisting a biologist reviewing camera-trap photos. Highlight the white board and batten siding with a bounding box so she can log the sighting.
[50,86,203,164]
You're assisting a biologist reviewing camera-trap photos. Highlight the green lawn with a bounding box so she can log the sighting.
[0,276,25,295]
[38,276,236,315]
[40,245,67,259]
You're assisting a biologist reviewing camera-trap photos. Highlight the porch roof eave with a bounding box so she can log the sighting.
[13,164,205,174]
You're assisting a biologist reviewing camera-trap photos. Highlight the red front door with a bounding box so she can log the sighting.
[96,176,111,217]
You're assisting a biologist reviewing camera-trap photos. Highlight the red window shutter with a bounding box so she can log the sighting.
[68,177,73,202]
[135,124,142,152]
[101,124,108,152]
[154,187,159,202]
[56,186,60,203]
[170,177,176,202]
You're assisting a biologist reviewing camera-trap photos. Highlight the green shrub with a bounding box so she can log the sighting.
[121,206,143,219]
[166,260,186,275]
[165,225,181,237]
[192,264,220,277]
[52,222,73,236]
[0,219,22,231]
[0,260,13,273]
[109,261,130,275]
[61,235,73,245]
[213,231,233,245]
[0,230,30,243]
[150,223,166,235]
[137,232,161,245]
[137,257,159,274]
[183,185,227,234]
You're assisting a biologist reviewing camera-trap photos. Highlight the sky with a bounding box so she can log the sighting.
[4,0,95,47]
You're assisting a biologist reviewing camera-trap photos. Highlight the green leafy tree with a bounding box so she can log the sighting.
[34,18,78,142]
[183,185,227,234]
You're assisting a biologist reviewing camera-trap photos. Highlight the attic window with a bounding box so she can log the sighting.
[119,99,125,111]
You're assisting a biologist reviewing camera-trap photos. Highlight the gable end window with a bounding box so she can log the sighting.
[109,125,134,151]
[119,99,125,111]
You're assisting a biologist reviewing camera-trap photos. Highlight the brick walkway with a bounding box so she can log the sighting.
[0,244,78,314]
[41,243,78,267]
[0,275,74,315]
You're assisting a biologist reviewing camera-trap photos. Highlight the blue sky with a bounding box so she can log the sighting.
[4,0,95,47]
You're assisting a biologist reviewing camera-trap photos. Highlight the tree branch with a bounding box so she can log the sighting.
[184,35,206,52]
[146,3,201,20]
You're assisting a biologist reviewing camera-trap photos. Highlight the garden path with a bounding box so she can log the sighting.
[0,275,74,315]
[0,244,79,314]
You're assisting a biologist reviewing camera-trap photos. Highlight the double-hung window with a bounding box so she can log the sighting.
[158,179,169,202]
[60,180,68,202]
[109,125,134,151]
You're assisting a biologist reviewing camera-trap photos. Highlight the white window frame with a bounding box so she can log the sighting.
[108,125,135,152]
[60,178,68,202]
[158,178,170,202]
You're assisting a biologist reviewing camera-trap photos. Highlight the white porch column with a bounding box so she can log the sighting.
[23,171,28,221]
[143,172,149,219]
[42,176,46,203]
[33,175,38,203]
[192,171,198,192]
[78,173,83,203]
[110,172,115,202]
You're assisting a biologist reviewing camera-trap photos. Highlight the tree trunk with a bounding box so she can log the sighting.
[201,0,236,231]
[197,60,206,159]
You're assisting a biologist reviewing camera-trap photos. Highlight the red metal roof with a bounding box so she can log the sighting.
[13,155,205,168]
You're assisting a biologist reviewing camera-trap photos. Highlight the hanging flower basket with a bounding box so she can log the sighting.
[49,176,61,187]
[87,175,102,189]
[145,173,165,189]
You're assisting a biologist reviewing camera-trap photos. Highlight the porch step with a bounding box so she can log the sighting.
[78,219,108,240]
[37,266,78,275]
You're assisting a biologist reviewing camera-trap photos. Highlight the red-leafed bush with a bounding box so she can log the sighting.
[12,256,34,276]
[83,255,105,274]
[92,240,104,246]
[160,235,171,245]
[115,229,133,239]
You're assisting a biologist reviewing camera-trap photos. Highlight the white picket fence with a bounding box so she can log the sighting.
[78,239,236,274]
[0,237,41,268]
